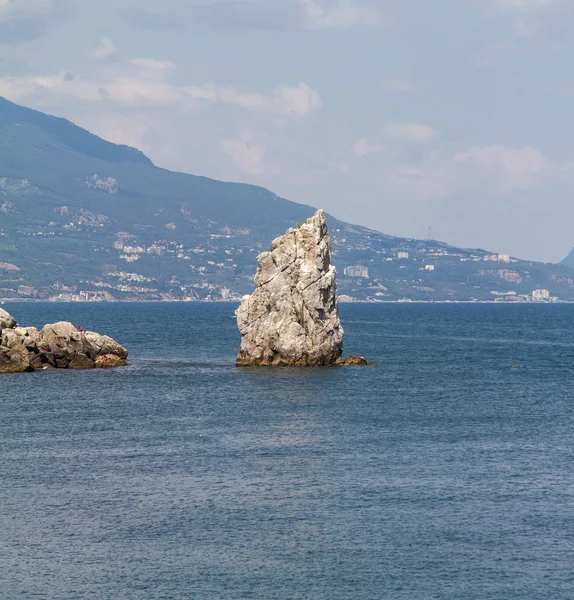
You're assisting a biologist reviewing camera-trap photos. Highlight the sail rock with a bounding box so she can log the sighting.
[236,210,343,367]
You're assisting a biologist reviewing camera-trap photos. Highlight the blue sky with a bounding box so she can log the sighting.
[1,0,573,261]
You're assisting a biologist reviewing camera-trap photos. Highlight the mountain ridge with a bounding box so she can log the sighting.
[561,248,574,269]
[0,96,153,166]
[2,97,574,302]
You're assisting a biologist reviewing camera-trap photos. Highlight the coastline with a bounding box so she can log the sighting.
[1,299,571,305]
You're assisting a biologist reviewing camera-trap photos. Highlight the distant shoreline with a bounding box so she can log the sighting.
[1,299,571,305]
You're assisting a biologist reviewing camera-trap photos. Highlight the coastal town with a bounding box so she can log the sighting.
[0,219,568,302]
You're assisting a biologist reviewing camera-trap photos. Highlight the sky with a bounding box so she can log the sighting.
[0,0,573,262]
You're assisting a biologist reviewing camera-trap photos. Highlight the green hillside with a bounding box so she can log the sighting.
[2,96,574,302]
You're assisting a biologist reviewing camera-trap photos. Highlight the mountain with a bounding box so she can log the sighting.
[2,96,574,303]
[561,248,574,270]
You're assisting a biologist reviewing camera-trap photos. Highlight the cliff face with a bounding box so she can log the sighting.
[236,210,343,366]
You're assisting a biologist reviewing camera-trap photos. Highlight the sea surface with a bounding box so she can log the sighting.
[2,302,574,599]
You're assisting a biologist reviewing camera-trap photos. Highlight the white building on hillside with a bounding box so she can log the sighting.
[344,265,369,278]
[532,289,550,301]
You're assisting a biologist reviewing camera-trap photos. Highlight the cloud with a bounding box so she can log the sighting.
[452,144,550,192]
[220,137,267,175]
[0,58,322,118]
[353,138,382,156]
[91,38,119,61]
[384,122,438,144]
[191,0,300,31]
[454,144,547,172]
[0,46,322,184]
[490,0,561,39]
[117,6,185,31]
[118,0,383,32]
[272,83,322,115]
[129,58,176,72]
[493,0,557,11]
[301,0,383,29]
[387,144,554,201]
[472,55,496,69]
[0,0,67,44]
[386,79,416,93]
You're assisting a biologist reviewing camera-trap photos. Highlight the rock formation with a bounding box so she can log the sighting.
[342,355,373,366]
[236,210,344,366]
[0,310,128,373]
[0,308,17,330]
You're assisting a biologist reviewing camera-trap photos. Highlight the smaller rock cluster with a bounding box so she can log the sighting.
[0,308,128,373]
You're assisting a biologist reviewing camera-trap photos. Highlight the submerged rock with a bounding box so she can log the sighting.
[236,209,344,367]
[95,354,128,368]
[0,311,128,374]
[342,355,374,366]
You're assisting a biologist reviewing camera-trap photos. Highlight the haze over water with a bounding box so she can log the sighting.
[2,303,574,599]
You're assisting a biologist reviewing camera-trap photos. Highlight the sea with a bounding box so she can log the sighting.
[2,302,574,600]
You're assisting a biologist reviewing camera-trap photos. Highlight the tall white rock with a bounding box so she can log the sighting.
[236,210,343,366]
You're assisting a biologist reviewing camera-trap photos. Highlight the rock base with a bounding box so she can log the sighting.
[339,355,374,366]
[236,354,374,367]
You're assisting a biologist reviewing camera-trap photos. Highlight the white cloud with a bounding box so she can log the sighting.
[353,138,382,156]
[129,58,176,71]
[389,154,457,201]
[0,54,322,182]
[0,66,322,117]
[118,0,384,31]
[386,144,553,201]
[491,0,559,39]
[453,144,550,191]
[0,0,60,22]
[453,145,548,173]
[473,55,496,69]
[123,0,384,32]
[91,38,119,61]
[104,78,183,105]
[301,0,383,29]
[386,79,416,93]
[0,0,64,43]
[205,85,266,108]
[384,122,438,144]
[220,138,267,175]
[272,82,323,115]
[493,0,556,11]
[81,111,158,153]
